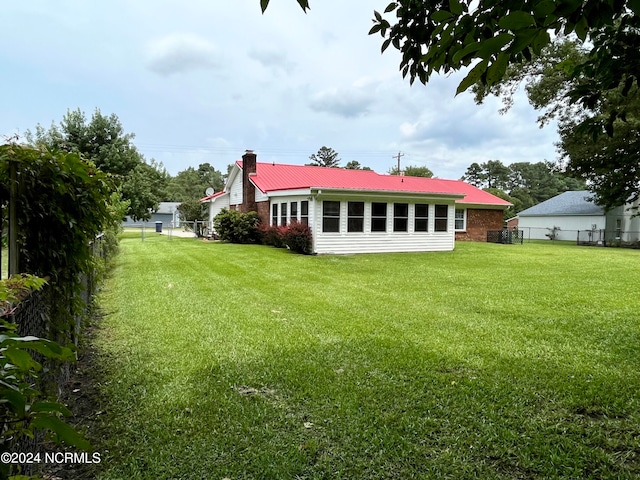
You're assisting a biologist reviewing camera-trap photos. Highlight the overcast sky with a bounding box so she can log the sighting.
[1,1,560,182]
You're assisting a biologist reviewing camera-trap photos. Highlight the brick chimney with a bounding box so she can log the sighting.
[242,150,257,212]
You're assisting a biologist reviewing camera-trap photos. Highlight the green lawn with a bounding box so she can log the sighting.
[89,234,640,479]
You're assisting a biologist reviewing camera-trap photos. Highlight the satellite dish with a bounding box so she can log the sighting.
[205,187,214,196]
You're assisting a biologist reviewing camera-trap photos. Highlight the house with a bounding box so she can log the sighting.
[517,190,640,244]
[604,198,640,244]
[123,202,182,227]
[517,191,606,241]
[201,151,511,254]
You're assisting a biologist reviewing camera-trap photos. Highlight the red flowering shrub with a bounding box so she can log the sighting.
[283,221,313,255]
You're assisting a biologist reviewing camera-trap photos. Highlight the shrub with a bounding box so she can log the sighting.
[213,209,261,244]
[259,224,287,248]
[283,221,313,255]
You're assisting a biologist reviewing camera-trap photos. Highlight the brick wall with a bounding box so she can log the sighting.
[241,151,257,213]
[256,201,270,225]
[455,208,504,242]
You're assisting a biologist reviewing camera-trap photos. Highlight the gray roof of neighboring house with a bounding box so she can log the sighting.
[156,202,181,214]
[519,191,605,216]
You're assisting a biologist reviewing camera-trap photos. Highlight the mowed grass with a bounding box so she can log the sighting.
[90,234,640,479]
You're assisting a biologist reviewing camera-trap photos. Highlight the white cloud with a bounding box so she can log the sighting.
[146,33,219,76]
[309,86,375,118]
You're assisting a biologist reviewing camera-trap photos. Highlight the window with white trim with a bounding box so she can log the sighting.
[281,203,288,226]
[272,203,278,226]
[290,201,298,223]
[371,202,387,232]
[434,204,448,232]
[348,202,364,232]
[414,204,429,232]
[455,209,466,231]
[300,201,309,225]
[323,201,340,233]
[393,203,408,232]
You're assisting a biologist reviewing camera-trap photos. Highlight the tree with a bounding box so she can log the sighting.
[28,109,142,177]
[167,163,225,202]
[461,159,585,214]
[121,163,161,222]
[177,199,206,222]
[345,160,372,170]
[461,162,485,187]
[475,36,637,209]
[388,165,433,177]
[308,146,341,168]
[269,1,639,133]
[25,108,167,219]
[462,160,510,190]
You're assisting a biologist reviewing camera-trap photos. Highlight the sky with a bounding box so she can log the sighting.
[1,1,560,182]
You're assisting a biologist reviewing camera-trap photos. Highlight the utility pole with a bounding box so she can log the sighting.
[393,151,405,175]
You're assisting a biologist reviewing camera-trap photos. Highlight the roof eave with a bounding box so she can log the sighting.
[309,187,465,199]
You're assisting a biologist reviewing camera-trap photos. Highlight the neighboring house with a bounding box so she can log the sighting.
[604,198,640,244]
[201,151,510,254]
[518,191,606,241]
[123,202,182,227]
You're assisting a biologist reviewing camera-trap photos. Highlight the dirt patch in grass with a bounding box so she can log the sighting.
[41,318,106,480]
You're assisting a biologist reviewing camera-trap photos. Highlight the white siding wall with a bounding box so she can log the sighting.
[519,215,605,241]
[228,173,243,207]
[255,188,268,203]
[310,197,455,254]
[207,195,230,224]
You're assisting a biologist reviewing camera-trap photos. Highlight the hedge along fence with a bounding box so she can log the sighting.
[0,143,115,338]
[0,143,119,474]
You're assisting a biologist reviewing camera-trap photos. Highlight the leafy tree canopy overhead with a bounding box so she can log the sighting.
[267,0,639,134]
[474,36,640,209]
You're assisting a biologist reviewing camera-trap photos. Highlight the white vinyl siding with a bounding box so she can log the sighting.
[518,215,605,241]
[312,199,455,254]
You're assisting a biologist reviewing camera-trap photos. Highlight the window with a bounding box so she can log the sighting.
[434,204,448,232]
[272,203,278,226]
[415,203,429,232]
[348,202,364,232]
[616,218,622,239]
[371,202,387,232]
[322,200,340,232]
[301,201,309,225]
[290,201,298,223]
[281,203,288,226]
[394,203,409,232]
[455,209,466,231]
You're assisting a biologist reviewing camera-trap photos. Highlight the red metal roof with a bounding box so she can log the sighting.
[238,161,510,206]
[200,190,227,202]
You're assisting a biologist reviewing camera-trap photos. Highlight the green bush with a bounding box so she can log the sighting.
[283,221,313,254]
[213,209,261,244]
